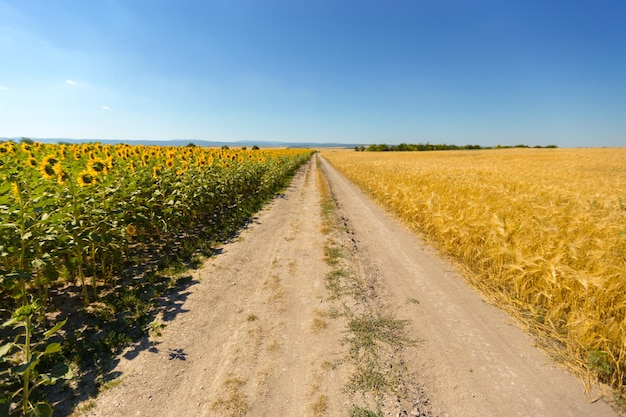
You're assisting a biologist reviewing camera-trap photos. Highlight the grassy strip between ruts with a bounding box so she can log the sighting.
[316,157,419,417]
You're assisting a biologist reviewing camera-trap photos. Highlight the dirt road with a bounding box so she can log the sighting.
[75,154,617,416]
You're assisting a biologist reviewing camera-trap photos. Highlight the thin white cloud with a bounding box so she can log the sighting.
[0,85,6,91]
[65,79,77,86]
[101,105,111,111]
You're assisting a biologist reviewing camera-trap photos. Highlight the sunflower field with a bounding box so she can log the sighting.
[0,139,313,414]
[0,140,312,307]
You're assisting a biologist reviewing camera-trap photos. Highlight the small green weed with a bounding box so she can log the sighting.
[349,405,383,417]
[589,350,614,383]
[324,244,343,266]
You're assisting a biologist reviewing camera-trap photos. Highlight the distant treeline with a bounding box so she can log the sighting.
[355,143,558,152]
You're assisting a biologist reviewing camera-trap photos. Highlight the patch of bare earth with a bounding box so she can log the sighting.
[74,157,351,417]
[73,154,619,417]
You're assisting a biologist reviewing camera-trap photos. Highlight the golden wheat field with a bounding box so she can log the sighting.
[322,147,626,391]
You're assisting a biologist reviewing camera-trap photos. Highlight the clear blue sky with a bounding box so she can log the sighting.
[1,0,625,147]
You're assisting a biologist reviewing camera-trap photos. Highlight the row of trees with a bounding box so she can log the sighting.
[355,143,558,152]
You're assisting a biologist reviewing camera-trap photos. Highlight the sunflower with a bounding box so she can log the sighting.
[42,154,58,166]
[0,142,16,156]
[54,164,69,185]
[21,142,32,153]
[165,158,175,169]
[10,182,19,197]
[77,171,96,187]
[152,165,162,179]
[57,147,67,160]
[125,224,137,237]
[25,157,38,169]
[40,155,59,179]
[128,160,136,172]
[87,158,108,176]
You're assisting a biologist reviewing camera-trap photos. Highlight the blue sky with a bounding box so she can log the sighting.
[0,0,624,147]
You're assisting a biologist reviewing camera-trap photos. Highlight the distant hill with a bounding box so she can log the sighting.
[0,137,358,149]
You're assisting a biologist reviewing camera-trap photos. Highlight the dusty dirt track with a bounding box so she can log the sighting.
[75,155,617,417]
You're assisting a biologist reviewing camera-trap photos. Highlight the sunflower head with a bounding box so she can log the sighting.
[40,158,58,180]
[125,224,137,237]
[77,171,96,187]
[41,155,59,167]
[165,158,175,169]
[20,142,32,153]
[0,142,16,156]
[25,157,38,169]
[87,158,109,176]
[54,164,69,185]
[152,165,162,179]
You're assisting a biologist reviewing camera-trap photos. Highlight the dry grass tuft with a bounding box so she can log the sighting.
[211,376,249,417]
[311,394,329,416]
